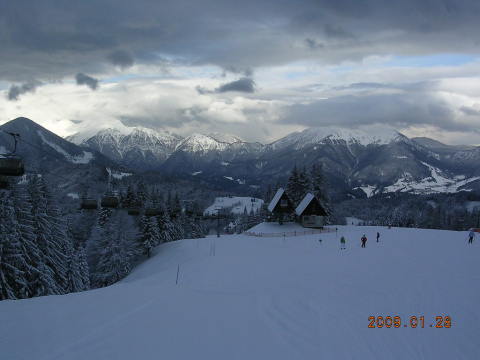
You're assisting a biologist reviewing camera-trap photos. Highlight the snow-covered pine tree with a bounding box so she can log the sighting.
[11,184,51,298]
[70,210,97,248]
[91,214,137,287]
[77,246,90,290]
[139,216,161,257]
[158,210,175,243]
[0,192,29,300]
[42,179,72,293]
[123,184,140,209]
[28,177,66,295]
[91,226,125,287]
[65,220,90,292]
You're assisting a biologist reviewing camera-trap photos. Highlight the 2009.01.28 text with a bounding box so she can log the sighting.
[368,316,452,328]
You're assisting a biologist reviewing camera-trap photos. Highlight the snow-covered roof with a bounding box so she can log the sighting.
[295,193,315,216]
[268,188,285,212]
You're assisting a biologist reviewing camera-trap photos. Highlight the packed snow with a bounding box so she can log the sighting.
[353,185,377,198]
[191,171,202,176]
[345,217,364,225]
[106,168,132,180]
[1,224,479,360]
[384,163,480,194]
[204,196,264,215]
[67,192,79,200]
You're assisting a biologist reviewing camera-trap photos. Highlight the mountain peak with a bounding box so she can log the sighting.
[207,132,243,144]
[176,133,228,152]
[270,126,406,150]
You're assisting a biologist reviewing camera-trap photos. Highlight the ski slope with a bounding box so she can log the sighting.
[1,225,479,360]
[203,196,263,215]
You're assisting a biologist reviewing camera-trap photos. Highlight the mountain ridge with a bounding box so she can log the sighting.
[2,117,480,199]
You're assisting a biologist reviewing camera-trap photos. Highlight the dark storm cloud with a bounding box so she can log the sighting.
[460,106,480,117]
[323,24,355,39]
[7,81,42,101]
[305,38,324,50]
[196,78,256,94]
[282,92,479,133]
[75,73,99,90]
[216,78,256,93]
[107,50,135,69]
[2,0,480,82]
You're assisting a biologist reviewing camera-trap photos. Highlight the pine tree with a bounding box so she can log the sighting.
[310,163,331,215]
[77,246,91,290]
[91,224,130,287]
[11,184,49,298]
[28,177,66,295]
[42,180,72,293]
[139,216,161,257]
[158,211,175,243]
[90,212,137,287]
[286,165,307,206]
[0,192,29,300]
[298,166,311,197]
[171,193,182,218]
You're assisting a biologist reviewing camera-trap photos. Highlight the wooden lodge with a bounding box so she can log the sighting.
[295,193,327,228]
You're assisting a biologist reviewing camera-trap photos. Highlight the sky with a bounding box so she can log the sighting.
[1,0,480,144]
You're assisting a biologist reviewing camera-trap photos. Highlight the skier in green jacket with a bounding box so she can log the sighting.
[340,236,346,250]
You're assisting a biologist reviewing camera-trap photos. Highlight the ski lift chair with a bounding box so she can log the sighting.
[101,193,119,208]
[128,208,140,216]
[81,198,98,210]
[0,156,25,176]
[145,208,160,216]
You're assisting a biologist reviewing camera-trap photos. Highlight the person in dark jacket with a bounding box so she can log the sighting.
[468,230,475,244]
[376,232,380,242]
[361,234,367,248]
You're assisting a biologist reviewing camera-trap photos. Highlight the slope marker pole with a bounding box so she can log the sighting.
[176,264,180,285]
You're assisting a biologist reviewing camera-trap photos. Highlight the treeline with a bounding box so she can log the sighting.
[73,182,206,289]
[335,193,480,230]
[0,177,89,300]
[0,179,206,301]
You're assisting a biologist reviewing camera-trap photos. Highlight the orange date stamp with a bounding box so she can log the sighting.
[368,315,452,328]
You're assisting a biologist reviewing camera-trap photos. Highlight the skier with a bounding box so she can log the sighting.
[468,230,475,244]
[376,232,380,242]
[361,234,367,248]
[340,236,346,250]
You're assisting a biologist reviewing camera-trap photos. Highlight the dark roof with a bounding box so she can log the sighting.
[295,193,327,216]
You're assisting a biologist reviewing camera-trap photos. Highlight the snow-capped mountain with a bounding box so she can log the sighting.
[175,133,230,153]
[207,132,243,144]
[0,117,123,199]
[5,117,479,199]
[68,127,182,170]
[267,127,407,151]
[67,123,480,197]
